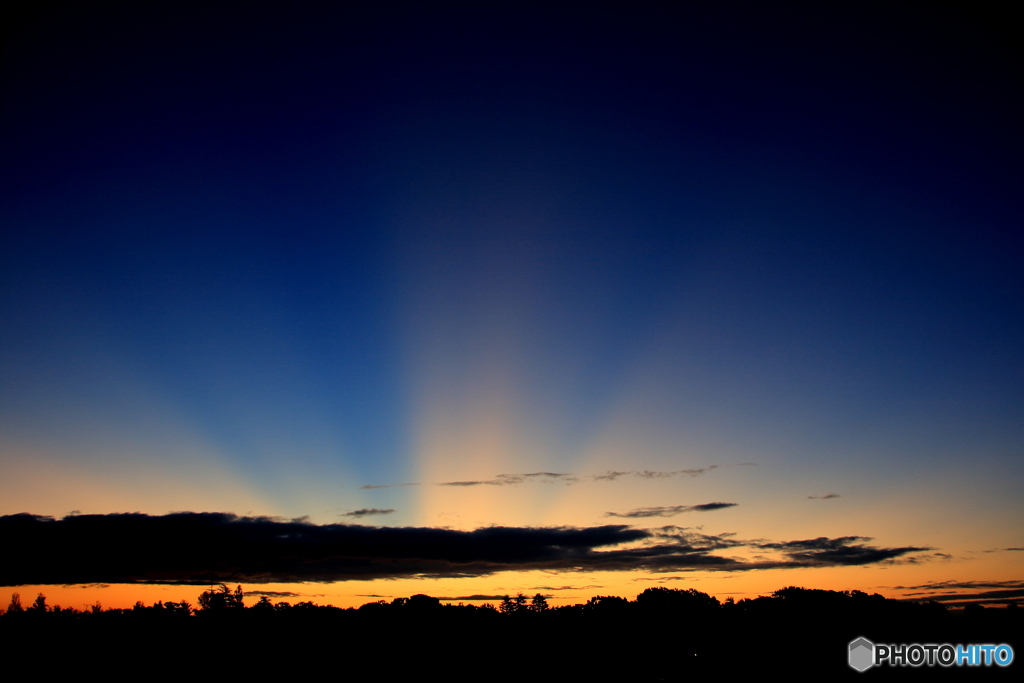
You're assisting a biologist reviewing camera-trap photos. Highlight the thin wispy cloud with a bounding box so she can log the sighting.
[342,508,395,518]
[894,580,1024,591]
[895,580,1024,604]
[648,526,743,551]
[594,466,717,481]
[606,503,737,518]
[808,493,840,500]
[439,472,578,487]
[363,466,721,490]
[359,483,419,490]
[439,595,513,601]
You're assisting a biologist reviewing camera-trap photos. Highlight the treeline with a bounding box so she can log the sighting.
[3,583,1017,620]
[3,585,1019,679]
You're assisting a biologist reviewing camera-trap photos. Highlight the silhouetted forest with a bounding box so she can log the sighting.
[2,585,1019,679]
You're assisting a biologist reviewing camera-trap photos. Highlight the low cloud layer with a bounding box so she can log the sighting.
[895,579,1024,603]
[0,512,930,586]
[606,502,737,518]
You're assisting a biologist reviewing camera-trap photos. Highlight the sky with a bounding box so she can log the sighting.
[1,1,1021,610]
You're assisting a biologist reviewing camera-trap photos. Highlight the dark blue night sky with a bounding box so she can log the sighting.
[1,2,1021,605]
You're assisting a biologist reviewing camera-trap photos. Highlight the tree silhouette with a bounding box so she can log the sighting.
[636,586,719,612]
[406,594,441,610]
[29,593,47,613]
[499,593,529,615]
[584,595,630,614]
[253,596,274,610]
[198,584,244,612]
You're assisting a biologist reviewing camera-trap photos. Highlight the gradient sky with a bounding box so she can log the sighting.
[1,1,1021,610]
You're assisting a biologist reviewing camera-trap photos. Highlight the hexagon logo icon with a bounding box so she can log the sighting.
[849,637,875,672]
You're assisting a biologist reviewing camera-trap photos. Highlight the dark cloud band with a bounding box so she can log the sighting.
[0,513,930,586]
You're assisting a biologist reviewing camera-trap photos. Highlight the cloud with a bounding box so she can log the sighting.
[439,472,577,487]
[593,467,717,482]
[894,580,1024,592]
[983,547,1024,553]
[757,537,931,567]
[0,512,931,585]
[689,502,736,512]
[592,471,631,481]
[607,506,688,519]
[606,503,737,518]
[359,483,419,490]
[363,467,718,489]
[0,512,646,585]
[439,595,513,601]
[646,526,743,553]
[808,493,840,499]
[884,551,950,565]
[342,508,395,518]
[246,590,302,598]
[898,583,1024,604]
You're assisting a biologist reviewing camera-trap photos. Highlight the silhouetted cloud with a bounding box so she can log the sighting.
[0,513,931,585]
[649,526,743,551]
[897,582,1024,604]
[983,547,1024,553]
[247,590,302,598]
[0,512,646,584]
[757,537,931,566]
[808,493,840,499]
[440,595,512,601]
[607,506,688,518]
[690,502,736,512]
[890,552,949,565]
[342,508,395,518]
[895,580,1024,591]
[606,503,737,518]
